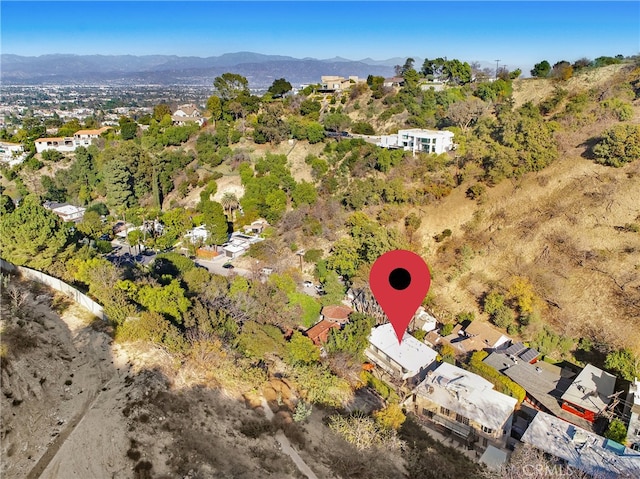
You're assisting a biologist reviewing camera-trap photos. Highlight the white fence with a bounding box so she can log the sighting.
[0,259,107,321]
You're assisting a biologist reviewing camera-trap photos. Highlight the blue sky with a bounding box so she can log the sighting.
[1,1,638,68]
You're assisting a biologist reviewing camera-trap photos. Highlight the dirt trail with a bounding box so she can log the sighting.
[260,398,319,479]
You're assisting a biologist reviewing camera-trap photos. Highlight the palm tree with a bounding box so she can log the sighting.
[220,192,240,221]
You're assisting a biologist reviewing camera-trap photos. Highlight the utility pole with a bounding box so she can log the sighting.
[495,59,500,80]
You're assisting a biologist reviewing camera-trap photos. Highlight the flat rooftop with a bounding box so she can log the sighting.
[560,363,616,414]
[368,323,437,375]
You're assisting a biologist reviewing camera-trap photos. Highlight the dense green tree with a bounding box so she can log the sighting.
[605,348,640,381]
[286,331,321,365]
[0,194,15,215]
[292,181,317,207]
[268,78,293,98]
[206,95,223,121]
[119,116,138,140]
[136,279,191,323]
[323,112,351,133]
[531,60,551,78]
[200,200,229,246]
[604,419,628,444]
[103,158,134,209]
[213,72,250,101]
[0,195,69,268]
[76,210,104,238]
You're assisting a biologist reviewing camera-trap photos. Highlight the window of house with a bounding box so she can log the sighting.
[456,414,469,425]
[481,425,493,434]
[422,408,434,418]
[482,438,488,447]
[440,406,450,416]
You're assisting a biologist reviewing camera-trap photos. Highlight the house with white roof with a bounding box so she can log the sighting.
[521,410,640,479]
[408,362,518,450]
[0,141,27,166]
[560,363,617,423]
[184,225,209,244]
[624,379,640,451]
[365,323,438,384]
[377,128,455,156]
[171,104,205,126]
[43,201,86,223]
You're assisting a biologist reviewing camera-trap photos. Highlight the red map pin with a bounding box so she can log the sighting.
[369,250,431,344]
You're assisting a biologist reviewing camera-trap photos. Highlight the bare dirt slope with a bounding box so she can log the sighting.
[1,279,407,479]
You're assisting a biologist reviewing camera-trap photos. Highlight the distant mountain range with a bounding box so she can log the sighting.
[0,52,404,87]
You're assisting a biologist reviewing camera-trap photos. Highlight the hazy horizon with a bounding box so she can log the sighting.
[2,1,638,69]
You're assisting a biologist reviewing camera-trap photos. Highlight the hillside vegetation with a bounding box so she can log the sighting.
[1,55,640,477]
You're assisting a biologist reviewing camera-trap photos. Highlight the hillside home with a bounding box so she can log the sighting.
[321,305,353,325]
[483,351,600,429]
[35,126,110,153]
[413,306,438,332]
[409,362,518,450]
[560,363,616,423]
[243,219,269,235]
[521,410,640,479]
[377,129,455,156]
[318,75,364,92]
[43,201,85,223]
[0,141,27,166]
[184,225,209,244]
[171,104,205,126]
[383,77,404,88]
[365,323,437,384]
[624,379,640,451]
[222,232,263,258]
[461,320,511,350]
[305,320,340,346]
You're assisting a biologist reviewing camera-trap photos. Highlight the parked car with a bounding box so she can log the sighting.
[223,263,234,269]
[303,280,313,287]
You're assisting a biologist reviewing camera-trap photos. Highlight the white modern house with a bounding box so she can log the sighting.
[365,323,438,383]
[378,128,455,155]
[35,127,110,153]
[171,104,205,126]
[0,141,27,166]
[184,225,209,244]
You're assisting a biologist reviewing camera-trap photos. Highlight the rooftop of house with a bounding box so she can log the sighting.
[305,319,340,346]
[35,137,67,142]
[416,362,518,431]
[561,364,616,414]
[463,321,509,347]
[521,410,640,479]
[321,305,353,323]
[398,128,455,138]
[368,323,437,375]
[174,104,201,116]
[483,352,597,431]
[494,341,540,363]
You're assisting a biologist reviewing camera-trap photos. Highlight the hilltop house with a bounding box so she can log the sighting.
[305,320,340,347]
[521,410,640,479]
[365,323,437,384]
[377,128,455,156]
[461,320,511,351]
[318,75,365,92]
[409,362,518,451]
[560,363,616,423]
[171,104,205,126]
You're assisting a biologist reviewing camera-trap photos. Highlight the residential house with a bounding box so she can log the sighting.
[35,126,110,153]
[0,141,27,166]
[318,75,364,92]
[35,137,76,154]
[409,362,518,450]
[483,352,599,432]
[413,306,438,332]
[377,128,455,156]
[72,127,110,146]
[624,379,640,451]
[321,305,353,325]
[521,410,640,479]
[184,225,209,244]
[493,341,540,364]
[222,232,263,258]
[365,323,438,383]
[305,320,340,347]
[560,363,616,423]
[243,219,269,235]
[383,77,404,88]
[461,320,511,350]
[43,201,86,223]
[171,104,205,126]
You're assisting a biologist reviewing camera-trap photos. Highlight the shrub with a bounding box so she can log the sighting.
[604,419,627,444]
[467,351,526,403]
[374,403,406,430]
[440,323,454,336]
